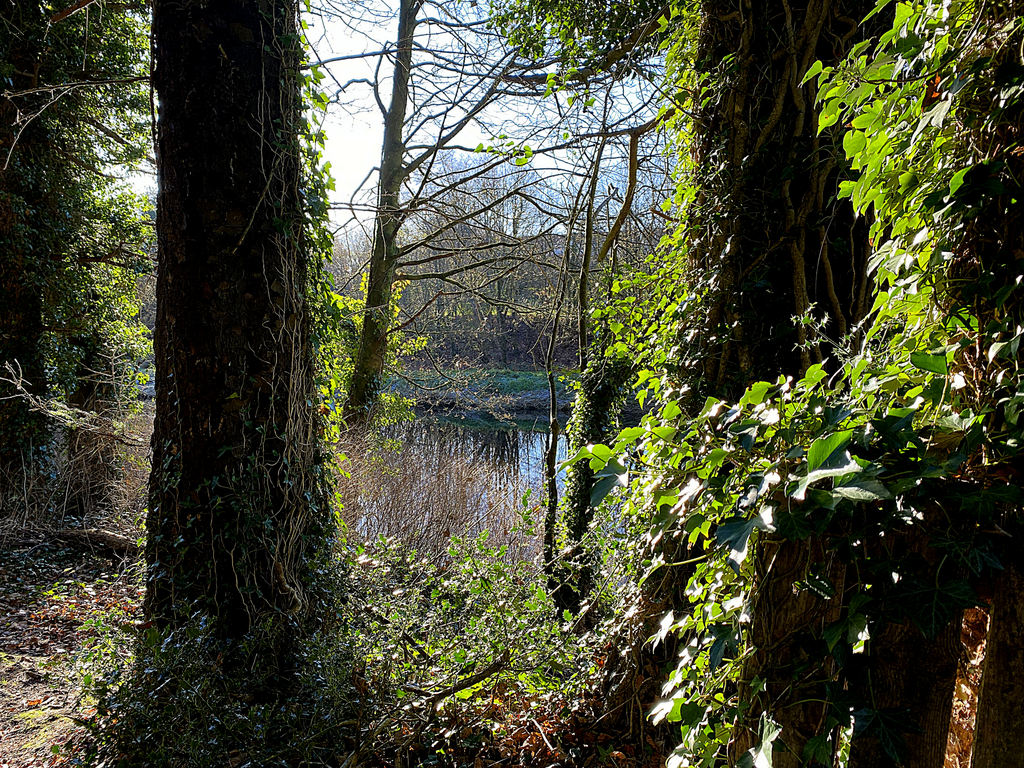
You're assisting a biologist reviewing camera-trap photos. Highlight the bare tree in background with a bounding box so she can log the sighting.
[307,0,665,419]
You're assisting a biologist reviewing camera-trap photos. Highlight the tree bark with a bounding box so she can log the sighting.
[690,0,873,391]
[846,618,960,768]
[971,557,1024,768]
[841,501,964,768]
[728,538,846,768]
[344,0,417,419]
[681,2,878,763]
[146,0,326,664]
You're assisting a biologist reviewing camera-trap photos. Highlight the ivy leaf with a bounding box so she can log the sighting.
[716,513,770,572]
[834,478,892,501]
[852,708,912,763]
[615,426,646,444]
[736,714,783,768]
[808,430,853,471]
[590,457,627,507]
[801,60,824,85]
[910,350,948,375]
[707,624,740,670]
[652,696,705,726]
[792,452,861,501]
[949,167,970,195]
[843,130,867,158]
[740,380,773,406]
[588,442,613,467]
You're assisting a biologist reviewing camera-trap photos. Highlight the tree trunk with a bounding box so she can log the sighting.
[0,242,47,470]
[971,557,1024,768]
[962,5,1024,763]
[146,0,326,668]
[561,353,630,612]
[842,503,964,768]
[680,1,876,762]
[728,538,846,768]
[344,0,417,419]
[690,0,874,391]
[846,618,960,768]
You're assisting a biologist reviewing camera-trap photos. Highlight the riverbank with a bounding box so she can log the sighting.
[397,369,573,423]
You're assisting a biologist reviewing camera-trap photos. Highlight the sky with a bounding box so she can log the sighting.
[302,1,665,240]
[303,7,387,222]
[302,0,516,237]
[130,2,665,247]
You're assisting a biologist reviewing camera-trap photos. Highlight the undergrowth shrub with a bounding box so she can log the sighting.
[335,527,634,766]
[84,564,358,767]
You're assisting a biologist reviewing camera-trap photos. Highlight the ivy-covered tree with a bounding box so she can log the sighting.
[146,0,329,645]
[676,4,883,764]
[109,1,341,762]
[814,2,1023,764]
[568,2,1022,767]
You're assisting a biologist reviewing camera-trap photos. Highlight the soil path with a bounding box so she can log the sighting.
[0,542,141,767]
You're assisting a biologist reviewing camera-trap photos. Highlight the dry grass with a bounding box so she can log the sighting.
[335,422,545,560]
[0,401,151,548]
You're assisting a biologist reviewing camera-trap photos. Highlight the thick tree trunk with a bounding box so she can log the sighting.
[728,538,846,768]
[690,0,873,391]
[680,1,875,762]
[842,503,964,768]
[971,557,1024,768]
[964,6,1024,763]
[146,0,325,661]
[344,0,417,419]
[0,249,47,468]
[847,618,960,768]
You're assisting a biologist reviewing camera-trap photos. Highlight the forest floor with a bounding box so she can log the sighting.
[0,542,141,767]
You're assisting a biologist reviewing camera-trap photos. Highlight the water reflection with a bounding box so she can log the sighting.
[338,418,567,558]
[394,417,568,490]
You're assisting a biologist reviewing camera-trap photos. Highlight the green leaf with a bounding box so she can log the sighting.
[651,426,677,441]
[843,130,867,157]
[615,426,645,443]
[737,714,784,768]
[590,457,628,507]
[807,430,852,472]
[741,381,773,406]
[716,514,769,572]
[801,60,823,85]
[800,364,828,389]
[818,110,839,132]
[588,442,613,465]
[792,453,861,501]
[910,350,948,375]
[949,167,970,195]
[834,478,892,501]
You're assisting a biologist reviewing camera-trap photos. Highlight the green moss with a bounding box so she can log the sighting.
[15,707,54,723]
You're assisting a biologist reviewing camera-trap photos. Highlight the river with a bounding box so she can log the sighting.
[338,416,568,557]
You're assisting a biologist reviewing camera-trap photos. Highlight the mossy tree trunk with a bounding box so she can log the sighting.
[559,353,630,612]
[343,0,417,420]
[684,2,877,764]
[689,0,874,391]
[146,0,327,676]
